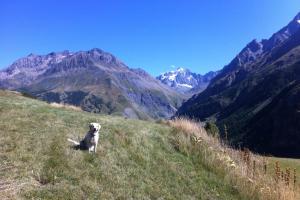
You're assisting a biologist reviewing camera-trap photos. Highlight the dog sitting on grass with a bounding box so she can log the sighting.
[68,123,101,153]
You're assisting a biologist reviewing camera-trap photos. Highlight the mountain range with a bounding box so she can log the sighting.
[0,48,183,119]
[176,12,300,157]
[1,12,300,157]
[156,67,218,95]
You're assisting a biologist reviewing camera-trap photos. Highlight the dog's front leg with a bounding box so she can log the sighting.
[94,144,97,153]
[88,146,93,153]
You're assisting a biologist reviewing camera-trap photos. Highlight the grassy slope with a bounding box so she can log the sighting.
[0,90,242,200]
[268,157,300,187]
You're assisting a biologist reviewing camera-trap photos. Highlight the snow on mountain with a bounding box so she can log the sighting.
[156,67,218,94]
[177,83,193,88]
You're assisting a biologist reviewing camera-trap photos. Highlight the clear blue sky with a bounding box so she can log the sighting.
[0,0,300,76]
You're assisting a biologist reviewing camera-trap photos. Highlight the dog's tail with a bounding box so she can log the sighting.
[67,138,80,145]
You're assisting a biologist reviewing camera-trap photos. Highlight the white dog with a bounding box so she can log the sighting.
[68,122,101,153]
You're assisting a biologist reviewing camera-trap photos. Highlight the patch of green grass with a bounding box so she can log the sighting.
[0,90,243,199]
[267,157,300,187]
[39,136,70,185]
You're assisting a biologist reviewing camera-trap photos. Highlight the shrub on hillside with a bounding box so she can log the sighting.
[20,91,37,99]
[204,122,220,138]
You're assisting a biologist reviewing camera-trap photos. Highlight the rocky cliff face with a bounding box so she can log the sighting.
[0,51,71,88]
[176,12,300,157]
[0,48,183,119]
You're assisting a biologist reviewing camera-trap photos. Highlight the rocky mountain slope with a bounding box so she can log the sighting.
[157,67,218,94]
[0,48,183,119]
[176,12,300,157]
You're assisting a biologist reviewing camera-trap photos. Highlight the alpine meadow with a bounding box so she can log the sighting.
[1,1,300,200]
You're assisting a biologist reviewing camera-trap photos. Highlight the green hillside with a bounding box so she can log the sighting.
[0,90,243,199]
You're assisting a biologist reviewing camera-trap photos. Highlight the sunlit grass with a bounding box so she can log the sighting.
[0,90,243,199]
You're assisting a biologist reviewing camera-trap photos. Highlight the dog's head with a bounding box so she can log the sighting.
[89,123,101,133]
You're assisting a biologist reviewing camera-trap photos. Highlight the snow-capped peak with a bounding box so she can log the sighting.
[157,67,218,94]
[177,67,185,72]
[159,67,187,81]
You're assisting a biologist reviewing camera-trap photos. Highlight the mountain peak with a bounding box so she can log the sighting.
[27,53,36,57]
[287,12,300,29]
[157,68,218,94]
[47,50,70,56]
[226,12,300,69]
[246,39,263,52]
[89,48,104,53]
[261,12,300,51]
[293,12,300,21]
[176,67,186,72]
[0,48,183,119]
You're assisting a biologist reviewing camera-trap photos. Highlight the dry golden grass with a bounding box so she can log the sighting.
[49,102,82,111]
[169,117,300,200]
[168,118,205,138]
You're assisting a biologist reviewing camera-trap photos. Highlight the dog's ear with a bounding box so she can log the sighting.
[97,123,101,131]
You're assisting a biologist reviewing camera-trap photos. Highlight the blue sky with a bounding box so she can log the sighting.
[0,0,300,76]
